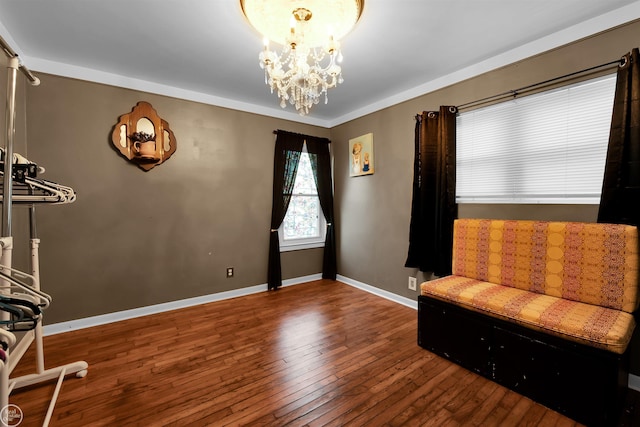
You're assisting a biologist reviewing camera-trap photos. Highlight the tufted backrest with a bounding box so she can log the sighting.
[451,219,639,313]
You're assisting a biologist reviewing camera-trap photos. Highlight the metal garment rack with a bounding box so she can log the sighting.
[1,35,88,427]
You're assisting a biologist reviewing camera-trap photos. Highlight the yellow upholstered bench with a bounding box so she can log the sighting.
[418,219,639,426]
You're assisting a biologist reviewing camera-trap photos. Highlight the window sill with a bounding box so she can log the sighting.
[280,241,325,252]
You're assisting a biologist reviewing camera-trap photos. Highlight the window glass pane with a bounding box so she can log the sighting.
[292,152,318,195]
[456,74,616,204]
[283,195,320,240]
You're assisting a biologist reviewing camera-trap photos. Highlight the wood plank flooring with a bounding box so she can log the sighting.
[9,280,640,426]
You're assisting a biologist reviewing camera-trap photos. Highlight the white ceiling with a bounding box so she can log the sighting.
[0,0,639,128]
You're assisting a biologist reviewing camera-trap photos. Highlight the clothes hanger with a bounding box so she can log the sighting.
[0,301,39,332]
[0,171,72,204]
[0,295,41,317]
[0,301,24,325]
[0,296,41,332]
[33,177,77,203]
[0,148,76,204]
[21,176,69,203]
[0,267,51,309]
[0,148,45,175]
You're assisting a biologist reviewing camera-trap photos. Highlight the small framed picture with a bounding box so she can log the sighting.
[349,133,374,177]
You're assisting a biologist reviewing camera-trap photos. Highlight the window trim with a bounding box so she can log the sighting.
[279,146,326,252]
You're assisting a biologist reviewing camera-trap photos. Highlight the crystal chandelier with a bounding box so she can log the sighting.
[240,0,364,116]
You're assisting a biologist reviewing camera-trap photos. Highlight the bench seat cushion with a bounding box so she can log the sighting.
[421,275,636,354]
[452,219,639,313]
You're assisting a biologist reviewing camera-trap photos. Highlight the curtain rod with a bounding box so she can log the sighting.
[457,58,622,111]
[0,34,40,86]
[272,129,331,142]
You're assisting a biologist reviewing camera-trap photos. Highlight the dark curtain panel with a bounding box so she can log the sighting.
[598,48,640,227]
[307,138,337,280]
[405,106,458,276]
[268,131,304,290]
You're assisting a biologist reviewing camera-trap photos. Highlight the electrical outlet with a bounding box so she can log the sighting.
[226,267,234,278]
[408,276,417,291]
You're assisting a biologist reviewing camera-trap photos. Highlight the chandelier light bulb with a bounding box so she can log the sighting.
[240,0,363,116]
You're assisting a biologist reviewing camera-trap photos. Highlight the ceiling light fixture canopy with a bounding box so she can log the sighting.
[240,0,364,116]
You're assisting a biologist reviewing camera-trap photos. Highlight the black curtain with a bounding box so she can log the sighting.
[405,106,458,276]
[306,137,337,280]
[598,48,640,227]
[268,130,336,290]
[268,132,304,290]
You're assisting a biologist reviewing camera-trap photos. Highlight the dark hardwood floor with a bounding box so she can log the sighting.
[9,280,640,426]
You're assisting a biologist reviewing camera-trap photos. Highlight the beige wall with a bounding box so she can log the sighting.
[17,74,326,324]
[330,20,640,373]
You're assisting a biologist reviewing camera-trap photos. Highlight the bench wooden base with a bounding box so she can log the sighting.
[418,295,629,426]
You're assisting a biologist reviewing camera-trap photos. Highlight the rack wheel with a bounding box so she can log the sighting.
[76,370,88,378]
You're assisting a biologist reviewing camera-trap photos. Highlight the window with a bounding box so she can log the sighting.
[279,146,326,251]
[456,74,616,204]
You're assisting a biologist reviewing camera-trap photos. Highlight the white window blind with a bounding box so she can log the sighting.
[456,74,616,204]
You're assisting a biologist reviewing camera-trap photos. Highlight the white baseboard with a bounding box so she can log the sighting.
[43,274,321,336]
[629,374,640,392]
[337,275,418,310]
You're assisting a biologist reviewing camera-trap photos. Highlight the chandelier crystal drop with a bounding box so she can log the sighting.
[240,0,363,116]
